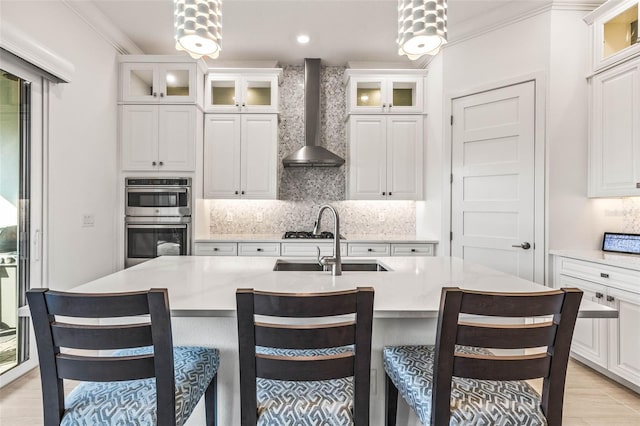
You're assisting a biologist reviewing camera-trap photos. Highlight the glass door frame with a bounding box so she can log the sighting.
[0,52,46,386]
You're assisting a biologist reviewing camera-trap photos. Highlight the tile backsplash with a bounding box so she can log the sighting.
[204,64,416,236]
[622,198,640,233]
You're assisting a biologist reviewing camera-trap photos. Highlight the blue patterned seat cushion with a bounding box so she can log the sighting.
[61,346,219,426]
[255,345,355,425]
[383,345,547,426]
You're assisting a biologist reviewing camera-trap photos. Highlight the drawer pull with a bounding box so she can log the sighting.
[600,272,609,278]
[367,248,373,252]
[256,248,263,252]
[411,249,416,252]
[213,248,219,251]
[606,295,615,302]
[595,292,604,299]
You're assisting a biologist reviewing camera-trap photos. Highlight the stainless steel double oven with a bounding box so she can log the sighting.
[125,177,191,268]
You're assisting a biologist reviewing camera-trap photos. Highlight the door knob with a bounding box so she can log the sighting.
[512,242,531,250]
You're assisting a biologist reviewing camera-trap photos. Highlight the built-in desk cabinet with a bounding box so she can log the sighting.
[553,255,640,390]
[347,115,423,200]
[203,114,278,199]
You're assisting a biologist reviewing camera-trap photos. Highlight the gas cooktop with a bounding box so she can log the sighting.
[283,231,343,239]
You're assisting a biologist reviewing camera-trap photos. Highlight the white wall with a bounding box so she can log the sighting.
[1,1,119,290]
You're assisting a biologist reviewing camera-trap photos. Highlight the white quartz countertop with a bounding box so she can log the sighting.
[71,256,615,319]
[193,233,439,244]
[550,249,640,271]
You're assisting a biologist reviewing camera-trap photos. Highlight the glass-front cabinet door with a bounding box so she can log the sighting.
[205,71,280,113]
[346,73,424,114]
[587,0,640,72]
[120,62,196,103]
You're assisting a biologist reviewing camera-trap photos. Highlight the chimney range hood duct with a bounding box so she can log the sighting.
[282,58,345,168]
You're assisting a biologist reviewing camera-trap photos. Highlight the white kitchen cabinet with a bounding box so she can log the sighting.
[344,70,426,114]
[194,242,237,256]
[280,242,348,257]
[588,57,640,197]
[203,114,278,199]
[347,115,423,200]
[120,104,197,172]
[553,254,640,390]
[205,69,281,113]
[238,242,280,256]
[584,0,640,73]
[120,59,202,104]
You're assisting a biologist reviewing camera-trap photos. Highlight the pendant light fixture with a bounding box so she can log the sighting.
[174,0,222,59]
[397,0,447,60]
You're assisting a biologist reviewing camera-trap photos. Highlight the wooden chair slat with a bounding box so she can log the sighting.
[51,323,153,350]
[43,290,151,317]
[256,353,355,381]
[56,354,156,382]
[459,290,565,317]
[452,352,552,381]
[456,321,557,349]
[253,290,358,317]
[255,321,355,349]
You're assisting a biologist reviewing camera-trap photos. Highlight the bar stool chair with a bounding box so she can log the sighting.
[383,287,582,426]
[27,288,219,426]
[236,287,374,426]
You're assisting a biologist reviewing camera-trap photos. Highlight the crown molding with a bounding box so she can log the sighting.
[444,0,603,50]
[0,21,75,82]
[61,0,143,55]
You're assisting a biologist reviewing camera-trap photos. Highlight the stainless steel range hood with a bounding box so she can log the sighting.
[282,58,345,168]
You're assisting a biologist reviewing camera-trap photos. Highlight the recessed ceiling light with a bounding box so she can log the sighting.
[297,34,310,44]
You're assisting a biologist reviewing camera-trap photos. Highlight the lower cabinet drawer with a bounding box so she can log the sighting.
[391,243,434,256]
[556,257,640,293]
[281,242,347,257]
[347,243,390,257]
[194,242,237,256]
[238,242,281,256]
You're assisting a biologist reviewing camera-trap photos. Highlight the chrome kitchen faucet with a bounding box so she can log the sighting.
[313,204,342,276]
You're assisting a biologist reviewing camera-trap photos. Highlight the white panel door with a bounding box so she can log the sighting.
[607,287,640,386]
[387,116,423,200]
[121,104,158,171]
[451,81,535,280]
[241,114,278,199]
[158,105,196,171]
[203,114,241,198]
[589,59,640,196]
[348,116,387,199]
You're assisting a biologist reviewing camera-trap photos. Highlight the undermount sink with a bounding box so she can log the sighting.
[273,259,388,272]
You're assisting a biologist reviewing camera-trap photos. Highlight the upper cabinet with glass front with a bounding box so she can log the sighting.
[344,69,427,114]
[119,56,206,105]
[585,0,640,72]
[204,69,282,113]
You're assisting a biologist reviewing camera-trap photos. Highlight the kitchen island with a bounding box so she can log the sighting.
[71,256,617,425]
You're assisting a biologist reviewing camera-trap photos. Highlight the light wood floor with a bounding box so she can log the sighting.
[0,359,638,425]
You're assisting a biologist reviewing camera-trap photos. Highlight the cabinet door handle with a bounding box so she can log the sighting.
[367,248,373,252]
[600,272,609,278]
[606,295,615,302]
[153,92,158,97]
[158,161,164,166]
[636,183,640,188]
[152,161,157,166]
[242,102,246,107]
[595,292,604,299]
[411,248,416,252]
[382,192,386,196]
[213,247,219,251]
[256,248,263,252]
[160,92,165,98]
[389,192,392,196]
[389,104,393,109]
[241,190,245,195]
[234,191,239,195]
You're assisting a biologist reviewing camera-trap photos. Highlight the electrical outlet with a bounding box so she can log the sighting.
[82,214,95,227]
[256,212,264,222]
[226,212,233,222]
[378,213,385,222]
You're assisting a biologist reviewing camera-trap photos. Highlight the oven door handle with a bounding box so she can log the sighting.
[125,224,188,229]
[126,188,189,194]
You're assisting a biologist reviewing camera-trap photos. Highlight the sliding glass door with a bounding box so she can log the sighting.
[0,52,44,384]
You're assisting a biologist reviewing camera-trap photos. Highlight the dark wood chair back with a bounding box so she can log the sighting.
[236,287,375,426]
[27,288,177,426]
[432,287,583,426]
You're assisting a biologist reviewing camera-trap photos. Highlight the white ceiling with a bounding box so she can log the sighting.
[84,0,583,67]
